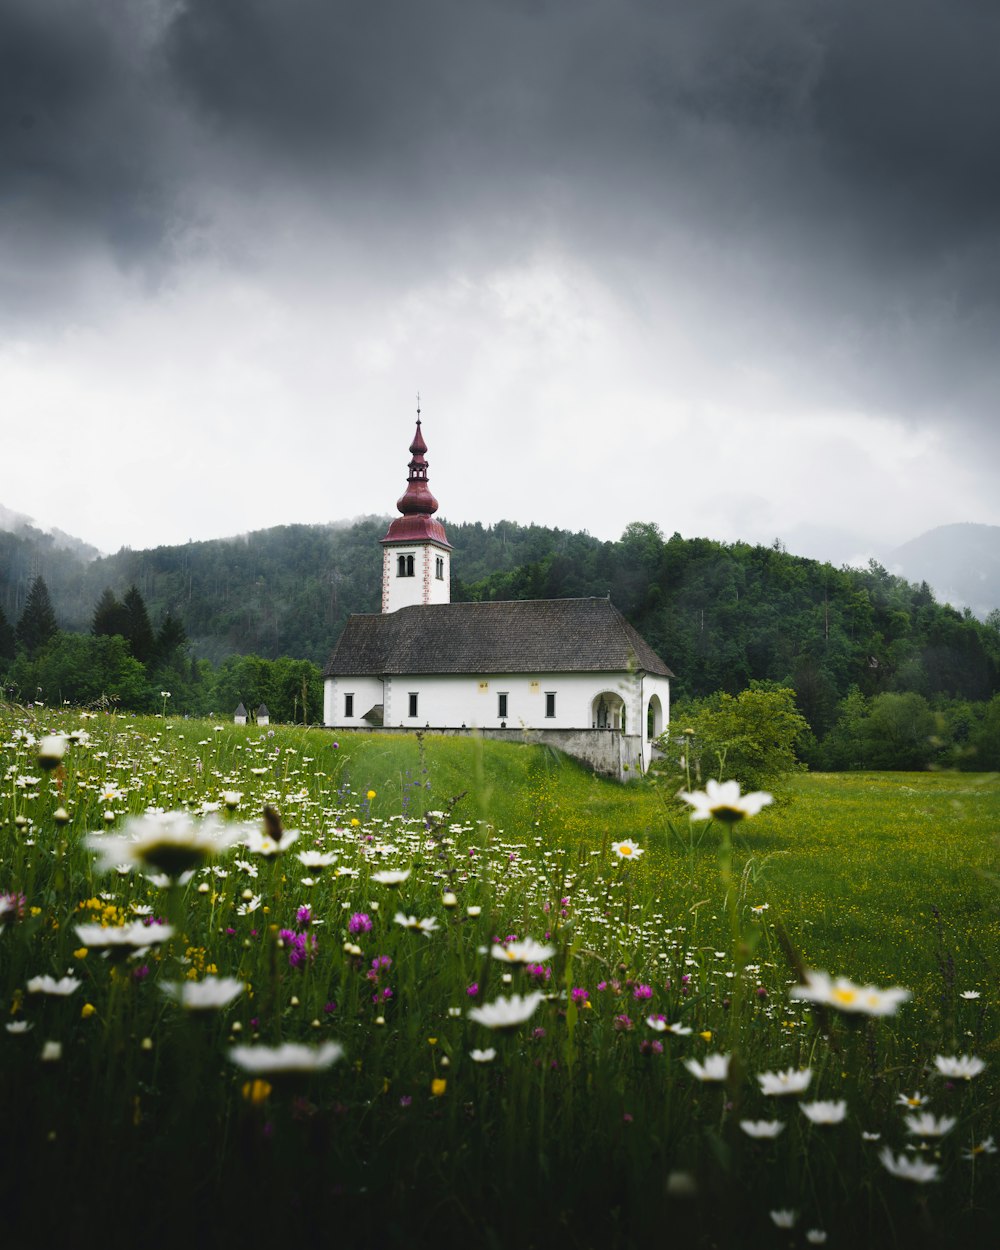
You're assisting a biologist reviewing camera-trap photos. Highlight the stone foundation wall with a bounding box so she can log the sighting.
[328,725,644,782]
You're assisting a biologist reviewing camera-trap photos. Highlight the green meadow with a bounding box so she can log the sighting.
[1,706,997,1248]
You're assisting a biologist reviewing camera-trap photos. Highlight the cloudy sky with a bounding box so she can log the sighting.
[3,0,999,566]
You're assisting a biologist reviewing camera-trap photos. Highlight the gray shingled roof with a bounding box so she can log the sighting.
[323,598,673,678]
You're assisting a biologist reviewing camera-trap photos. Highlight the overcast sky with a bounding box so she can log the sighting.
[3,0,999,567]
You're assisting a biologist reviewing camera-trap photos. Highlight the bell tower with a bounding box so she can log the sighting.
[379,408,452,613]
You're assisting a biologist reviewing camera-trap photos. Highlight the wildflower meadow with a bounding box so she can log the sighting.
[1,704,997,1247]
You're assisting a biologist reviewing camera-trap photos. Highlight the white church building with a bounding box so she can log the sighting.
[322,417,673,778]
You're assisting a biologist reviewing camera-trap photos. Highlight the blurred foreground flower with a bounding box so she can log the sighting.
[905,1112,956,1138]
[684,1053,730,1082]
[372,869,411,886]
[491,938,555,964]
[678,779,773,823]
[297,850,337,872]
[879,1148,939,1184]
[27,975,81,996]
[740,1120,785,1138]
[87,811,242,878]
[394,912,439,937]
[467,991,544,1031]
[934,1054,986,1080]
[758,1067,812,1096]
[161,976,245,1011]
[963,1137,997,1160]
[646,1017,692,1036]
[37,735,68,771]
[243,827,301,857]
[801,1100,847,1125]
[74,922,174,956]
[228,1041,344,1074]
[790,970,910,1017]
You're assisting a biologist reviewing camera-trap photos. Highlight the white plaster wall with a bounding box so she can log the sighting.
[324,676,386,726]
[377,671,644,730]
[382,544,451,613]
[325,668,671,773]
[640,674,671,772]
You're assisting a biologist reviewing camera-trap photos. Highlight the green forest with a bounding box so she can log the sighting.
[1,516,999,769]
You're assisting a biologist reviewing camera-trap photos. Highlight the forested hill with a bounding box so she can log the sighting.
[2,517,998,722]
[0,517,604,665]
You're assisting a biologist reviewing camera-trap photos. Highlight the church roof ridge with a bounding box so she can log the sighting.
[323,596,674,679]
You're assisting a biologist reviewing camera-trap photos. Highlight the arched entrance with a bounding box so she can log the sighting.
[646,694,664,741]
[592,691,626,732]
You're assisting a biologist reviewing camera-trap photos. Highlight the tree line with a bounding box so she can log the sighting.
[0,576,322,723]
[3,517,999,769]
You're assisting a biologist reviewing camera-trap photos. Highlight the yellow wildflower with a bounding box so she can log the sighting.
[431,1078,447,1097]
[81,1002,97,1019]
[241,1079,272,1105]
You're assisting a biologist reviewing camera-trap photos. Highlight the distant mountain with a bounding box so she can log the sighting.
[887,523,1000,620]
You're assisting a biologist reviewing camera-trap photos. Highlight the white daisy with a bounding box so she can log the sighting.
[757,1067,812,1096]
[678,779,772,823]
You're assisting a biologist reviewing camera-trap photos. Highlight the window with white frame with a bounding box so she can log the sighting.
[344,693,354,718]
[397,553,415,577]
[498,692,508,719]
[408,692,419,718]
[435,555,444,580]
[545,692,556,718]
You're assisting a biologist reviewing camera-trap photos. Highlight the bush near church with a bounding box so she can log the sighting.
[657,684,809,793]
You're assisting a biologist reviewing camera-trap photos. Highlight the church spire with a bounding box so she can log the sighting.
[383,406,450,542]
[395,411,439,517]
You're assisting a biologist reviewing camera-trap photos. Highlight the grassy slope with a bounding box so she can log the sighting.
[3,713,998,1247]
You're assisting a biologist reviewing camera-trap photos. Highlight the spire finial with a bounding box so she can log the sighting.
[416,391,421,423]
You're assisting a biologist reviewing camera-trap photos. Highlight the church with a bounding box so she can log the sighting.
[322,417,673,779]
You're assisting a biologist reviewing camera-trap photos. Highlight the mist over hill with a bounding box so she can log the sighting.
[887,523,1000,620]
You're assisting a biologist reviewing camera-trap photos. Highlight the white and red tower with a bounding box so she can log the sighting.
[380,413,452,613]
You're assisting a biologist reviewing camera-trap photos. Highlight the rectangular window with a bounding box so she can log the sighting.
[498,693,508,719]
[435,556,444,580]
[545,692,556,718]
[344,693,354,718]
[408,692,419,718]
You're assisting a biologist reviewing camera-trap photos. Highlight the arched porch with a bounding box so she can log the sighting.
[592,691,626,733]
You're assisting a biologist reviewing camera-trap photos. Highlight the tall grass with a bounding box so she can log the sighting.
[1,705,997,1247]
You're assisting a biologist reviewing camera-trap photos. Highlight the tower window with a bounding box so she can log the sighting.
[435,556,444,580]
[545,692,556,718]
[498,693,508,719]
[344,693,354,718]
[408,692,419,718]
[397,554,415,577]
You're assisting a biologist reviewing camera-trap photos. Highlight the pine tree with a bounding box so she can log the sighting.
[154,610,188,664]
[16,576,59,658]
[122,585,155,664]
[0,604,16,661]
[92,588,129,638]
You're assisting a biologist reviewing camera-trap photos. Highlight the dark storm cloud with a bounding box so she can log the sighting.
[0,1,181,290]
[9,0,999,276]
[4,0,1000,438]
